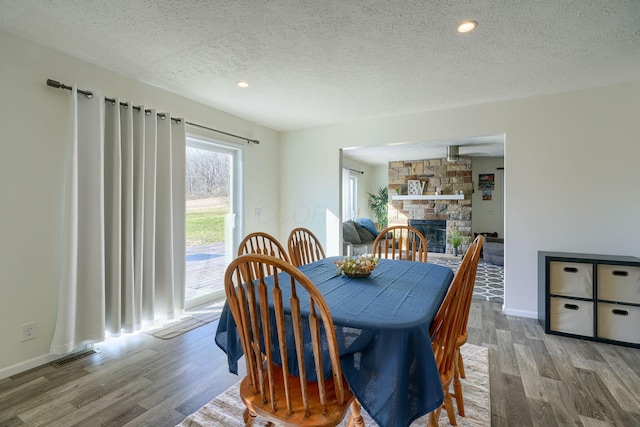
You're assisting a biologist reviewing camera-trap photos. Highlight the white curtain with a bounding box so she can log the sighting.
[51,87,186,354]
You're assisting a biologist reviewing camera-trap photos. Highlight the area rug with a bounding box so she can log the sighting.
[145,301,225,339]
[177,344,489,426]
[430,257,504,303]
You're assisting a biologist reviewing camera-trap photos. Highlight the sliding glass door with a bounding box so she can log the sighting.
[184,135,241,309]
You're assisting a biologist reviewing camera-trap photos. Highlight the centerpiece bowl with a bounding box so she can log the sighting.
[334,255,379,279]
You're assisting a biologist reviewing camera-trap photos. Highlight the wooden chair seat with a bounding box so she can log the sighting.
[455,331,468,378]
[427,238,479,427]
[225,254,364,427]
[240,363,356,427]
[451,235,484,418]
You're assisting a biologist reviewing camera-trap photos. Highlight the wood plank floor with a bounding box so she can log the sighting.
[1,300,639,426]
[466,301,640,427]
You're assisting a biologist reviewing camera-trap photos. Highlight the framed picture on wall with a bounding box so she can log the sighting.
[478,173,495,189]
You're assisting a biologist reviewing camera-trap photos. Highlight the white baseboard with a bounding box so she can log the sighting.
[502,306,538,319]
[0,353,61,380]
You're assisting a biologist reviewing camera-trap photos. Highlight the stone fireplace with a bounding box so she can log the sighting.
[388,157,473,254]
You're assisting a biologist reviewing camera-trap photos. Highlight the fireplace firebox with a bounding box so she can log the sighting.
[409,219,446,253]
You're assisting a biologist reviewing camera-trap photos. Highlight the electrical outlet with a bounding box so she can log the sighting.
[21,322,36,342]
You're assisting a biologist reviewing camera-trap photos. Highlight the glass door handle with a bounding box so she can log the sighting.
[227,213,237,228]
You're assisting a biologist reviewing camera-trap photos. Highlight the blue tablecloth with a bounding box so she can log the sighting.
[215,257,454,427]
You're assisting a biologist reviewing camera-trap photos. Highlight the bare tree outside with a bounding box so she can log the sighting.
[186,148,230,199]
[185,147,231,247]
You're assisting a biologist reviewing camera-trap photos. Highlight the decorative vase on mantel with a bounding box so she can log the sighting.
[452,246,459,256]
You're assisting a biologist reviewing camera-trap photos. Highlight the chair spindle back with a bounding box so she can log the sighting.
[238,232,290,276]
[287,228,326,267]
[224,254,352,423]
[372,225,428,262]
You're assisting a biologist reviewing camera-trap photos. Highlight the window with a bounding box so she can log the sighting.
[184,132,242,308]
[342,169,359,220]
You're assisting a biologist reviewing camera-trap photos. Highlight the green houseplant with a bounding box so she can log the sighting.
[367,186,388,230]
[448,226,466,256]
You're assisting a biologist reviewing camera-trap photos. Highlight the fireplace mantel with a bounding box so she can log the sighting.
[392,194,465,201]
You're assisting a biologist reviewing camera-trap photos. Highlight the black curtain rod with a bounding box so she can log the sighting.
[346,167,364,174]
[46,79,260,145]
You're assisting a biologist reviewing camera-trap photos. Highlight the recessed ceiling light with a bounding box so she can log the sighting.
[237,81,249,88]
[457,20,477,33]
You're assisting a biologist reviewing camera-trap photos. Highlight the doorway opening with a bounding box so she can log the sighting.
[340,133,505,303]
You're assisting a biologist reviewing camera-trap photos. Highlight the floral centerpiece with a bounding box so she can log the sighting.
[334,255,379,278]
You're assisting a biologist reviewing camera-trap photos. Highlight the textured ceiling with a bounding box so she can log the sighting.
[344,134,506,166]
[1,1,640,161]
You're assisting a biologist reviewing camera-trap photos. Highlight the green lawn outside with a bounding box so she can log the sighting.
[186,206,229,246]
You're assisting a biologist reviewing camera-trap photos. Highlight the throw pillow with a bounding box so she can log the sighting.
[343,220,362,244]
[354,217,379,237]
[354,223,375,243]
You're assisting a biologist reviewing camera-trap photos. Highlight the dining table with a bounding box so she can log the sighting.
[215,256,454,427]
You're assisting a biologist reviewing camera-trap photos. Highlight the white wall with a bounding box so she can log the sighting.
[0,31,280,378]
[281,82,640,319]
[371,164,388,194]
[472,157,505,237]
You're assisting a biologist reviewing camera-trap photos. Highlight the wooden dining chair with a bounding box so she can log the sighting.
[427,245,475,426]
[238,232,290,263]
[287,228,326,267]
[224,254,364,426]
[371,225,428,262]
[451,235,484,417]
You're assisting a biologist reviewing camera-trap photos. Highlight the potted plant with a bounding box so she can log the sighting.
[448,227,466,256]
[367,187,388,230]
